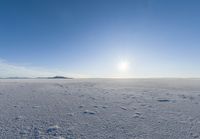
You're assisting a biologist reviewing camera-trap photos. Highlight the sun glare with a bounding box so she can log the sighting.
[118,61,129,72]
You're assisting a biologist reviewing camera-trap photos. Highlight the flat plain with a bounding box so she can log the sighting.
[0,79,200,139]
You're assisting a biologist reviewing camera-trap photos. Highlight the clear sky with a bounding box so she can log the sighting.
[0,0,200,78]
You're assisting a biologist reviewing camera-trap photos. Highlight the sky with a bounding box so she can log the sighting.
[0,0,200,78]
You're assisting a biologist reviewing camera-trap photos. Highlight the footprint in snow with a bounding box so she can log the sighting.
[157,99,170,102]
[133,112,142,118]
[102,106,107,109]
[89,96,96,100]
[120,106,128,110]
[32,106,40,109]
[133,114,140,118]
[93,105,107,109]
[47,125,60,133]
[140,104,147,106]
[83,110,96,115]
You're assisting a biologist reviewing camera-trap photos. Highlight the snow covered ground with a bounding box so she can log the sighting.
[0,79,200,139]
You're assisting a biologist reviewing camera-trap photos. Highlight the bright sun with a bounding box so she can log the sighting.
[118,61,129,72]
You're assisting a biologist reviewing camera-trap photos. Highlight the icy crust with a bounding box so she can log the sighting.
[0,79,200,138]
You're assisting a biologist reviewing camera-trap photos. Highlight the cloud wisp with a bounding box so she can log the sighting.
[0,59,81,78]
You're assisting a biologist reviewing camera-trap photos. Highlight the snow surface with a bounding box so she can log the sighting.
[0,79,200,139]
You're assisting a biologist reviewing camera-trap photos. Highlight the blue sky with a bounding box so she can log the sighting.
[0,0,200,78]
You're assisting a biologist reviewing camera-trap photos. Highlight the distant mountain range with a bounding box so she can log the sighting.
[37,76,73,79]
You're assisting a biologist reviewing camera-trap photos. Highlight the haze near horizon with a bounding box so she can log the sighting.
[0,0,200,78]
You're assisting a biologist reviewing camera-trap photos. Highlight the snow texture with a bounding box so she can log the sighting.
[0,79,200,139]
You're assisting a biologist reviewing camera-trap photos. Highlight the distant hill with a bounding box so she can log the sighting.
[48,76,73,79]
[37,76,73,79]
